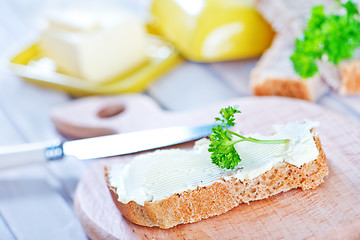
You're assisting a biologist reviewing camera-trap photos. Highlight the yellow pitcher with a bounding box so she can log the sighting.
[149,0,274,62]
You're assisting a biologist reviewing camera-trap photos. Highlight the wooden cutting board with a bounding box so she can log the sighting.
[52,95,360,240]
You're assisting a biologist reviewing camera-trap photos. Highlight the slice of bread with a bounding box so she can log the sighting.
[318,53,360,95]
[339,59,360,95]
[105,133,328,229]
[256,0,331,37]
[253,0,360,98]
[250,36,328,101]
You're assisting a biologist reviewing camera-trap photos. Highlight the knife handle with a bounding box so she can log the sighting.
[0,141,63,169]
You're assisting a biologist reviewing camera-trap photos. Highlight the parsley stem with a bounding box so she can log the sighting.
[229,130,289,144]
[228,130,246,139]
[244,137,289,144]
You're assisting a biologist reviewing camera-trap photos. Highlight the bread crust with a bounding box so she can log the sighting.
[340,60,360,95]
[105,135,328,229]
[252,78,312,100]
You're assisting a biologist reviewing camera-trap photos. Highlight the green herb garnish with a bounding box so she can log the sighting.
[208,106,289,169]
[291,0,360,78]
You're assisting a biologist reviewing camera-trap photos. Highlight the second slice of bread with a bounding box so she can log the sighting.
[253,0,360,97]
[250,36,329,101]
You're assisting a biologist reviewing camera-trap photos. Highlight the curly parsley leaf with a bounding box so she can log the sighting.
[208,106,289,170]
[291,0,360,78]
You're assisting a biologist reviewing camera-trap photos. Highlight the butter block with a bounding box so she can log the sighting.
[40,10,148,82]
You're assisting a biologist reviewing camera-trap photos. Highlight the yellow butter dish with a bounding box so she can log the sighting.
[150,0,274,62]
[10,34,183,96]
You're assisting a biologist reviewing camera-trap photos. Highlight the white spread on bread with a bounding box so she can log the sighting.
[108,121,320,206]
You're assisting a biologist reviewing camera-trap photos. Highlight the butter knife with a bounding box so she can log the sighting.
[0,124,213,169]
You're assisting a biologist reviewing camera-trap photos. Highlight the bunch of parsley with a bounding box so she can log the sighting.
[291,0,360,78]
[208,106,288,169]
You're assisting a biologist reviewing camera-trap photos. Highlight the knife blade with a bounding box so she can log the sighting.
[0,124,213,169]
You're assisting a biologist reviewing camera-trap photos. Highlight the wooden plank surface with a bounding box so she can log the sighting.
[208,59,258,95]
[0,70,88,239]
[0,166,87,240]
[0,214,16,240]
[0,1,89,238]
[148,62,239,110]
[71,96,360,240]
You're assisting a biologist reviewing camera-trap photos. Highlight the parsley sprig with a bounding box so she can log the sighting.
[291,0,360,78]
[208,106,289,169]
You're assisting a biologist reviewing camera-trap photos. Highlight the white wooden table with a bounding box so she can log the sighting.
[0,0,359,239]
